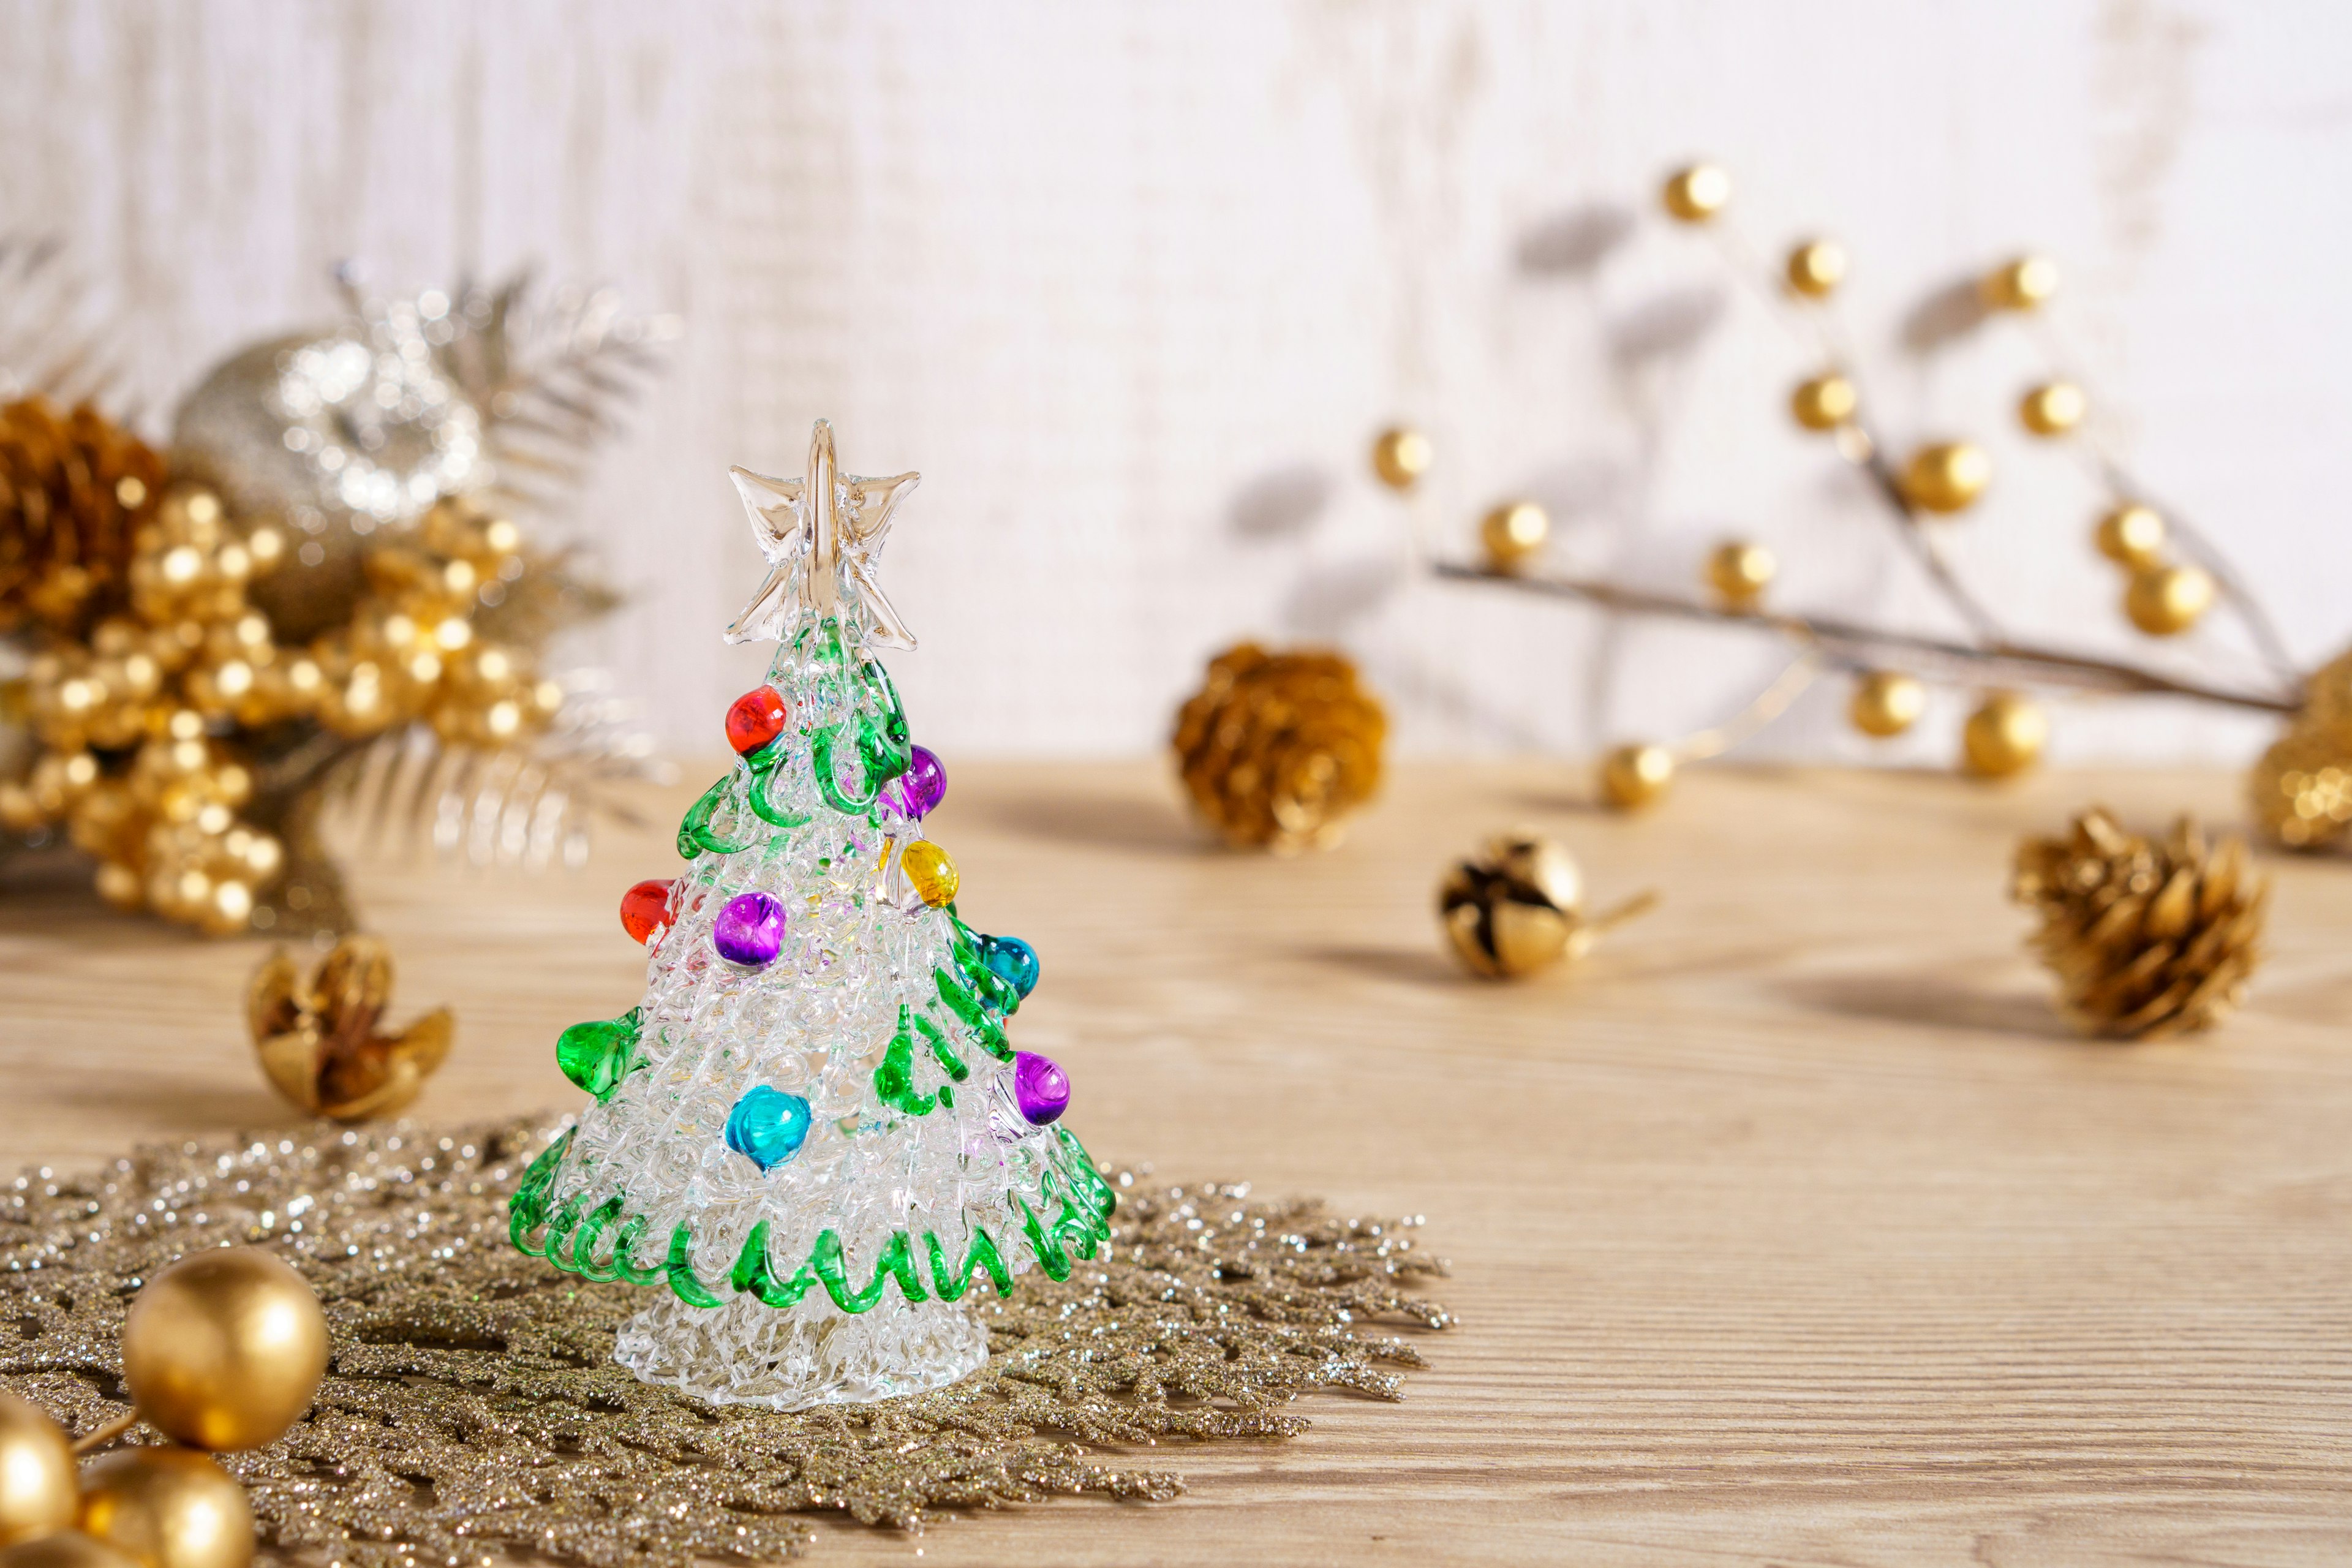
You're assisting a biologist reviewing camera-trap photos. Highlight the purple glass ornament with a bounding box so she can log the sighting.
[1012,1050,1069,1126]
[712,891,786,967]
[889,745,947,818]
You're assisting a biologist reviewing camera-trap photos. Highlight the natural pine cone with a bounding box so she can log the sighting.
[0,396,165,636]
[2250,644,2352,850]
[2012,807,2266,1039]
[1172,642,1385,851]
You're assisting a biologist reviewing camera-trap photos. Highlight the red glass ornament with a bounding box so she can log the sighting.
[725,685,791,755]
[620,878,678,944]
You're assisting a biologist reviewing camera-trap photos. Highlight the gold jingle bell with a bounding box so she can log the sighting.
[1370,427,1432,492]
[0,1395,76,1547]
[1599,744,1674,810]
[2094,503,2166,568]
[78,1450,253,1568]
[1963,692,2046,778]
[0,1534,145,1568]
[1784,238,1845,299]
[1438,829,1655,980]
[121,1249,328,1453]
[1661,163,1730,223]
[1898,442,1991,515]
[1849,670,1926,738]
[1789,372,1857,432]
[1479,502,1549,573]
[1705,540,1774,609]
[2124,562,2215,637]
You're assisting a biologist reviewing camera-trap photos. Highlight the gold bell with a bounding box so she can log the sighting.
[1438,829,1656,979]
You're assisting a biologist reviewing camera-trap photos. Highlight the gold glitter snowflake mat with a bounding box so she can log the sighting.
[0,1118,1451,1565]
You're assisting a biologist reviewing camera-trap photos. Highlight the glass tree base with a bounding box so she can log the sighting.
[612,1289,990,1410]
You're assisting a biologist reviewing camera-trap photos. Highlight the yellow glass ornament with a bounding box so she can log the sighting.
[1478,502,1549,573]
[900,840,959,907]
[1962,693,2046,778]
[1789,372,1858,432]
[1660,163,1730,223]
[1370,428,1432,491]
[1849,671,1926,737]
[0,1395,75,1547]
[1704,540,1774,609]
[0,1535,144,1568]
[1898,442,1991,514]
[121,1249,328,1453]
[1599,744,1674,810]
[2094,503,2166,567]
[2018,381,2086,437]
[1981,254,2059,311]
[2124,562,2215,636]
[1784,238,1846,298]
[77,1450,252,1568]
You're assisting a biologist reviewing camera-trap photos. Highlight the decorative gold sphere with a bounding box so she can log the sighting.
[1962,693,2047,778]
[0,1533,144,1568]
[1784,238,1846,298]
[1660,163,1731,223]
[1370,427,1432,491]
[1437,831,1585,979]
[77,1450,252,1568]
[121,1249,328,1453]
[1479,501,1550,573]
[1704,540,1776,609]
[2124,562,2216,637]
[2018,380,2087,437]
[1898,442,1992,514]
[1789,372,1858,432]
[2094,503,2167,568]
[1981,254,2060,311]
[1599,744,1675,810]
[1849,671,1927,738]
[0,1395,76,1547]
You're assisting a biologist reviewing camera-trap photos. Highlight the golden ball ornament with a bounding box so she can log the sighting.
[1962,693,2047,778]
[1981,254,2060,311]
[1599,744,1675,810]
[1370,427,1432,491]
[2018,380,2087,437]
[1849,671,1927,738]
[1789,372,1858,432]
[1784,238,1847,298]
[76,1449,252,1568]
[0,1534,145,1568]
[1660,163,1730,223]
[899,840,959,907]
[1478,502,1550,573]
[1704,540,1775,609]
[2094,503,2167,567]
[2124,562,2215,637]
[0,1395,76,1546]
[121,1248,328,1453]
[1898,442,1992,514]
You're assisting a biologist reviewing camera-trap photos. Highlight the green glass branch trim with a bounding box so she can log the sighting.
[948,920,1022,1017]
[934,968,1012,1060]
[556,1009,644,1103]
[913,1009,968,1081]
[742,756,812,829]
[924,1227,1013,1301]
[873,1004,939,1117]
[679,775,760,858]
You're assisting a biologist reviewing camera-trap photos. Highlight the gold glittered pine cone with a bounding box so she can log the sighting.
[249,935,453,1120]
[0,397,166,637]
[2250,644,2352,850]
[2012,807,2267,1040]
[1438,829,1658,979]
[1172,642,1386,852]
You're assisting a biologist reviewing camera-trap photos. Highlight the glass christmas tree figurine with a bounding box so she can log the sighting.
[510,421,1112,1409]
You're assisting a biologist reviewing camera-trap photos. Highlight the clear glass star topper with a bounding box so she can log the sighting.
[726,420,922,648]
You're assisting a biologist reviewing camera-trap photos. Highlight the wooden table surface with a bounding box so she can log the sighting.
[3,761,2350,1565]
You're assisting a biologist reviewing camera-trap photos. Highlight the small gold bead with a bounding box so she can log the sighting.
[1784,238,1846,298]
[1849,671,1926,738]
[1704,540,1775,609]
[1899,442,1992,514]
[1790,372,1858,432]
[1370,427,1432,491]
[2124,562,2215,636]
[1599,744,1675,810]
[2094,503,2166,567]
[2018,380,2087,437]
[1962,692,2046,778]
[1981,254,2060,311]
[1660,163,1731,224]
[1479,502,1550,573]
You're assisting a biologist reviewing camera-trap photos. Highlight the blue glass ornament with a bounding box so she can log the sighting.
[725,1085,812,1171]
[980,933,1040,999]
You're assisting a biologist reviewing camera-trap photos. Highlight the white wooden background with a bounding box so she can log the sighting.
[1,0,2345,764]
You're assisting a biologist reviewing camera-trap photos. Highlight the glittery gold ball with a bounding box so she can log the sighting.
[1849,671,1926,738]
[2094,503,2167,568]
[0,1395,75,1547]
[1479,502,1549,573]
[0,1533,144,1568]
[1370,428,1432,491]
[1789,373,1858,432]
[1704,540,1774,609]
[1660,163,1730,223]
[122,1248,328,1453]
[1599,744,1675,810]
[2018,380,2087,437]
[1784,238,1846,298]
[1962,693,2046,778]
[1981,254,2060,311]
[77,1449,252,1568]
[900,840,959,907]
[2124,562,2215,636]
[1899,442,1992,514]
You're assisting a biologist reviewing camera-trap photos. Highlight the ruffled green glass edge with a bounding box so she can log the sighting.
[508,1124,1117,1314]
